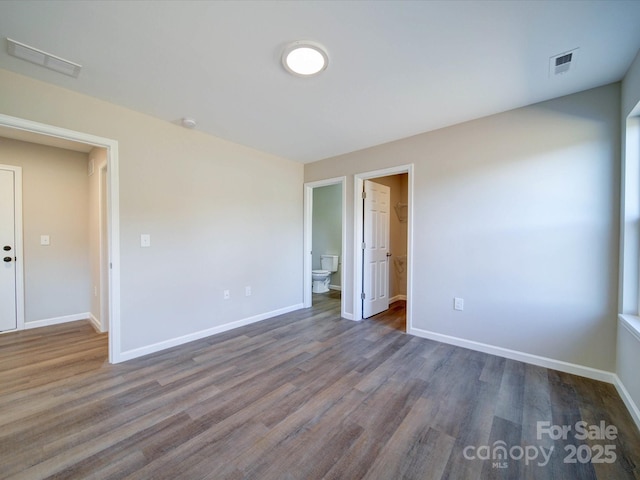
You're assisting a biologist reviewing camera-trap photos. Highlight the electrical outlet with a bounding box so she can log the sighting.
[454,297,464,311]
[223,290,230,300]
[245,286,252,297]
[140,234,151,247]
[40,235,50,246]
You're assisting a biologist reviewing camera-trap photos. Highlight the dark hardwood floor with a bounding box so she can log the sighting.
[1,294,639,479]
[369,299,407,332]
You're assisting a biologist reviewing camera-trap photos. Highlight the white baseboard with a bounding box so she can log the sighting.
[25,312,90,330]
[342,312,354,321]
[88,313,105,333]
[408,327,616,384]
[119,303,304,362]
[329,285,342,291]
[390,295,407,304]
[613,374,640,432]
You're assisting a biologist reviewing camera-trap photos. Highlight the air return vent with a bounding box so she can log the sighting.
[550,48,579,77]
[6,38,82,78]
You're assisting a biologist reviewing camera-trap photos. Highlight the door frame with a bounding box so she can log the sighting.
[303,177,347,318]
[354,164,414,328]
[99,164,109,332]
[0,113,122,363]
[0,164,24,332]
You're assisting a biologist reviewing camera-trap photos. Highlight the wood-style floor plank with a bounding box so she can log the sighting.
[0,294,639,479]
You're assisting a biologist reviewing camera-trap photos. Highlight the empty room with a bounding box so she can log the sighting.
[1,1,640,479]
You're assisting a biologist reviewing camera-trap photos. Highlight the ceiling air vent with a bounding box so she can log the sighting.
[550,48,579,77]
[6,38,82,78]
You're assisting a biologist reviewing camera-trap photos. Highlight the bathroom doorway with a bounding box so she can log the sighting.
[303,177,346,316]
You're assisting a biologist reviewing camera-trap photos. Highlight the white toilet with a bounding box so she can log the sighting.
[312,255,339,293]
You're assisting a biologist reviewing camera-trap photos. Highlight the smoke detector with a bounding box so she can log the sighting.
[181,118,197,129]
[550,48,579,77]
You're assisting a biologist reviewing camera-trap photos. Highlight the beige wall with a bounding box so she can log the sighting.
[0,68,303,354]
[306,83,620,372]
[371,174,408,299]
[0,137,90,323]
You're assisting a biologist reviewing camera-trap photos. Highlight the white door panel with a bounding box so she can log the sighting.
[363,180,390,318]
[0,168,17,332]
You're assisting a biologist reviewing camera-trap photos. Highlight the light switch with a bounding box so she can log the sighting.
[140,234,151,247]
[40,235,50,246]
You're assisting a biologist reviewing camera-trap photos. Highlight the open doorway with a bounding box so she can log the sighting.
[303,177,346,318]
[0,113,121,363]
[354,165,413,331]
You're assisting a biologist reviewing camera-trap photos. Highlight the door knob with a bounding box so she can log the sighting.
[3,246,10,251]
[3,256,12,262]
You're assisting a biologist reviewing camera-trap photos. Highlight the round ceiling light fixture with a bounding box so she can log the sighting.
[282,41,329,77]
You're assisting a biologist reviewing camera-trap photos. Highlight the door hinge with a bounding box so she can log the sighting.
[362,191,367,199]
[361,292,365,300]
[361,242,366,250]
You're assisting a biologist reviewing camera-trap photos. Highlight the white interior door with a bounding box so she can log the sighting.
[0,168,17,332]
[362,180,390,318]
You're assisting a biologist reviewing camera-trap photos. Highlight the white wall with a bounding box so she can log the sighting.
[312,184,342,288]
[0,137,91,323]
[620,48,640,315]
[618,48,640,427]
[306,83,620,372]
[622,50,640,118]
[617,317,640,427]
[0,68,303,356]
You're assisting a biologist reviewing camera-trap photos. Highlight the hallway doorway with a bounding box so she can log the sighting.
[0,113,121,363]
[354,165,413,332]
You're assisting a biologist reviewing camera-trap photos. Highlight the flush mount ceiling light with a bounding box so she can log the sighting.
[6,38,82,78]
[282,41,328,77]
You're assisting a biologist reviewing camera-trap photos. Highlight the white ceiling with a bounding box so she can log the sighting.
[0,0,639,163]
